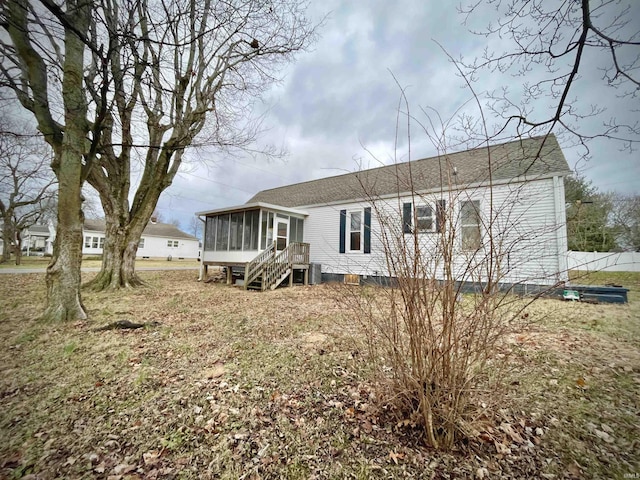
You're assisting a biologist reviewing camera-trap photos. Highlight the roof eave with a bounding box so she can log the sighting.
[196,202,309,217]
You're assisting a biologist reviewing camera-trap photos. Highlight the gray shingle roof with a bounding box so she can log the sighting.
[248,135,570,208]
[27,225,51,235]
[84,219,198,240]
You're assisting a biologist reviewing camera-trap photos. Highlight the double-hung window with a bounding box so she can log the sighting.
[403,200,446,234]
[415,205,434,233]
[349,211,362,251]
[339,208,371,254]
[460,200,481,250]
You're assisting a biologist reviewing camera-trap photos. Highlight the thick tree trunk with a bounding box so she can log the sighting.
[40,152,87,322]
[84,217,146,290]
[1,220,11,263]
[14,230,22,265]
[14,245,21,265]
[39,0,90,322]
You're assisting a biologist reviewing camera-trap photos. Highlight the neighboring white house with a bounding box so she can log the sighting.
[0,223,55,256]
[197,135,571,290]
[83,219,200,260]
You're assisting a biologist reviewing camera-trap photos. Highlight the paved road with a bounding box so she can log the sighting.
[0,266,199,274]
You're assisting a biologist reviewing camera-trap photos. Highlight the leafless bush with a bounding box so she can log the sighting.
[340,121,567,449]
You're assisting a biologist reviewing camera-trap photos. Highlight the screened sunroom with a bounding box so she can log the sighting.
[197,202,308,266]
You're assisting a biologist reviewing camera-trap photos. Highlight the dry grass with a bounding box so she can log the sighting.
[0,270,638,479]
[0,257,199,270]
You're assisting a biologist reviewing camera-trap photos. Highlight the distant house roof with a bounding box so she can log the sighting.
[27,225,51,236]
[247,135,571,208]
[84,219,198,241]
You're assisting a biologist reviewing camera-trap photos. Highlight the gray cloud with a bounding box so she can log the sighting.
[157,0,639,227]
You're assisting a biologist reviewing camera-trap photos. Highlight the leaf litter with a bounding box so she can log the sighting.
[0,270,638,479]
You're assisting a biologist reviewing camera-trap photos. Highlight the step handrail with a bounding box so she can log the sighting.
[244,243,275,288]
[263,242,310,290]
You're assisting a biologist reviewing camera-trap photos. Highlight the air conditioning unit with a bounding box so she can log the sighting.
[309,263,322,285]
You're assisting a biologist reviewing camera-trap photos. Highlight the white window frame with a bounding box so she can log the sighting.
[84,236,91,248]
[138,238,145,249]
[348,209,364,252]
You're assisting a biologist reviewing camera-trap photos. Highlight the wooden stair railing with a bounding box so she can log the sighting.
[245,242,310,291]
[244,243,275,289]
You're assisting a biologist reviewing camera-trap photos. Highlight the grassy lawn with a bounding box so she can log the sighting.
[0,271,638,479]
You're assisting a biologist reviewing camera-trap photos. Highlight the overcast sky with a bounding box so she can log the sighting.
[153,0,640,231]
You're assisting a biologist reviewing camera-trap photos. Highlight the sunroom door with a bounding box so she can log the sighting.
[276,217,289,253]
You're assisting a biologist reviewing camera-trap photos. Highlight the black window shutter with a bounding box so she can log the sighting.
[403,203,412,234]
[339,210,346,254]
[436,199,446,233]
[364,207,371,254]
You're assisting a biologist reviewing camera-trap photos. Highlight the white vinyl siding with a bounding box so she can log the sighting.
[303,177,567,285]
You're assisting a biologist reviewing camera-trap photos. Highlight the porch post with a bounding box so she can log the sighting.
[226,266,233,285]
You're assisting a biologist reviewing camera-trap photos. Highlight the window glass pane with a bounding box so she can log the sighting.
[350,232,361,251]
[461,200,481,250]
[461,201,480,224]
[350,212,361,230]
[92,237,98,248]
[266,212,274,246]
[289,218,297,243]
[139,238,145,248]
[205,217,216,251]
[216,214,229,250]
[99,237,105,248]
[260,211,267,250]
[296,218,304,242]
[276,237,287,250]
[250,211,259,250]
[277,221,287,237]
[243,211,253,250]
[230,212,243,251]
[349,212,362,250]
[416,205,433,232]
[167,240,172,247]
[85,236,91,248]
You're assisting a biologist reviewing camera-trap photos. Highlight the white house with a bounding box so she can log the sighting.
[0,223,55,256]
[83,219,200,260]
[197,135,571,291]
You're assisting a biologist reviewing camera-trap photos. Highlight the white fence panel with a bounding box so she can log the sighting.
[567,251,640,272]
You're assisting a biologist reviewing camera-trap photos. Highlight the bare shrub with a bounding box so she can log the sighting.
[341,128,567,449]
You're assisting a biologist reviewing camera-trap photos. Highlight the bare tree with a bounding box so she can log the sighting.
[0,122,56,265]
[458,0,640,150]
[188,215,202,241]
[1,0,104,321]
[80,0,317,290]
